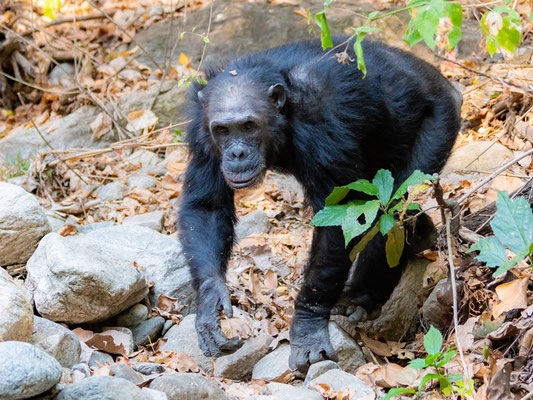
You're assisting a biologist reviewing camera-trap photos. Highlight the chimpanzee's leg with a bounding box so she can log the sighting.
[289,225,352,372]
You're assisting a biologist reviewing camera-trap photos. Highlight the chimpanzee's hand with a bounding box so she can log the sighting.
[289,311,337,372]
[195,279,244,357]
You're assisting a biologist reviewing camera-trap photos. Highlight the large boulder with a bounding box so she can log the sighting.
[0,341,62,400]
[26,225,194,324]
[0,182,51,266]
[0,268,33,342]
[442,141,514,176]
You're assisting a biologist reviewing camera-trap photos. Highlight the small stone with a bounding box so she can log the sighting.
[132,317,165,347]
[96,182,129,201]
[72,363,91,378]
[214,334,273,380]
[251,343,291,381]
[109,363,143,384]
[128,150,160,167]
[0,268,33,342]
[307,369,374,397]
[150,373,229,400]
[32,316,81,368]
[49,63,75,87]
[88,350,114,368]
[328,322,365,374]
[161,320,173,336]
[267,383,323,400]
[123,211,164,232]
[303,360,339,387]
[139,164,167,176]
[133,362,166,375]
[0,341,62,400]
[235,210,270,240]
[56,376,150,400]
[116,304,149,328]
[127,174,157,189]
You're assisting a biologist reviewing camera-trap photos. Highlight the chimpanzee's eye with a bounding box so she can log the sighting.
[213,126,229,135]
[242,121,256,132]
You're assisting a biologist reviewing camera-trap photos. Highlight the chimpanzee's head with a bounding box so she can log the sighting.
[197,70,288,189]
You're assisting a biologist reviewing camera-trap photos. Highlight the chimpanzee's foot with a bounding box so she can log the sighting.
[330,289,383,322]
[289,312,337,372]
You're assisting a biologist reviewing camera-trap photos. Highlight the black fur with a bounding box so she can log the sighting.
[178,38,461,371]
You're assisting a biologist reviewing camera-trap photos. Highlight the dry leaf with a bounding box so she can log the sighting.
[359,332,392,357]
[89,112,112,139]
[492,276,529,318]
[85,330,133,355]
[264,269,278,290]
[221,317,253,339]
[126,109,158,133]
[58,224,78,236]
[178,52,190,67]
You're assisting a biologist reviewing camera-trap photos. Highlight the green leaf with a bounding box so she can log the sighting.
[386,222,405,267]
[493,242,533,277]
[439,376,454,396]
[314,11,333,50]
[202,35,210,44]
[418,373,441,392]
[406,202,421,211]
[404,19,423,47]
[325,186,350,206]
[480,6,522,56]
[409,358,427,369]
[368,11,380,20]
[392,170,436,200]
[379,388,416,400]
[373,169,395,205]
[310,205,348,227]
[349,223,380,261]
[467,236,507,268]
[380,214,395,236]
[346,180,379,196]
[341,200,380,245]
[424,325,443,355]
[448,373,464,383]
[436,349,456,367]
[43,0,60,19]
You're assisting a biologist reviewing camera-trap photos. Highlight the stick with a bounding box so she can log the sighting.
[21,12,113,36]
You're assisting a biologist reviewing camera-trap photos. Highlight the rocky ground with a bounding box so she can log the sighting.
[0,0,532,399]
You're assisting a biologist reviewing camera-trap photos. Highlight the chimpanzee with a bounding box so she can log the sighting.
[177,37,462,372]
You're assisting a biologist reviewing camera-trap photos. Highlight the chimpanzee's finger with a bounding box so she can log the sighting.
[222,295,233,318]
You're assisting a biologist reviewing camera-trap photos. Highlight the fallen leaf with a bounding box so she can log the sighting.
[264,269,278,290]
[89,112,112,139]
[221,317,253,339]
[492,276,529,318]
[178,52,190,67]
[85,330,133,355]
[359,332,392,357]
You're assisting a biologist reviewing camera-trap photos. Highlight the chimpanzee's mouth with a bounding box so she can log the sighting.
[226,171,264,189]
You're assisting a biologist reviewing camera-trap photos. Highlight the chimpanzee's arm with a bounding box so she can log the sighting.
[178,150,243,356]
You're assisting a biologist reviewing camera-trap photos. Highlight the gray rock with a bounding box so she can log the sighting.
[132,317,165,347]
[132,362,166,375]
[442,141,514,175]
[161,314,213,374]
[150,373,229,400]
[96,182,129,201]
[127,174,158,189]
[72,363,91,379]
[128,150,160,167]
[161,320,173,336]
[0,268,33,342]
[49,63,75,87]
[76,221,115,233]
[0,341,62,400]
[252,343,291,382]
[328,322,365,374]
[56,376,151,400]
[0,106,113,167]
[267,383,323,400]
[307,369,374,396]
[123,211,164,232]
[0,182,51,265]
[235,210,270,240]
[142,387,169,400]
[116,304,149,328]
[109,363,143,384]
[139,164,167,176]
[422,278,454,330]
[214,334,273,380]
[303,360,340,387]
[32,316,81,368]
[87,351,114,368]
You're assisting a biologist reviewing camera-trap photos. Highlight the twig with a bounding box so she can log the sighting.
[21,12,113,36]
[195,0,214,75]
[433,179,460,235]
[457,148,533,204]
[16,93,88,185]
[444,210,473,397]
[0,70,78,94]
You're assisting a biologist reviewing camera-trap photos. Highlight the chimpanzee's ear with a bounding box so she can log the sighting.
[197,90,206,104]
[268,83,286,110]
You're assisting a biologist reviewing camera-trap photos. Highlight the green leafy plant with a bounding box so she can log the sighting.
[380,387,416,400]
[467,191,533,277]
[480,6,522,56]
[43,0,61,19]
[0,153,31,180]
[310,169,435,265]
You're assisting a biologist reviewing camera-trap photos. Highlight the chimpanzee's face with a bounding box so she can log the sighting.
[200,78,286,189]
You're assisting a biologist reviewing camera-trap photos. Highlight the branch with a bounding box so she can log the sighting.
[21,12,113,36]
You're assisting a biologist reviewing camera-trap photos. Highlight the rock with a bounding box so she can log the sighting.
[328,322,365,374]
[56,376,151,400]
[307,369,374,397]
[214,334,273,380]
[133,362,166,375]
[132,316,165,347]
[357,257,430,341]
[127,173,158,189]
[150,373,229,400]
[47,213,66,232]
[87,351,114,368]
[128,150,160,167]
[72,363,91,379]
[422,278,454,330]
[235,210,270,240]
[442,141,514,176]
[49,63,75,87]
[0,182,51,265]
[123,211,164,232]
[109,363,143,384]
[251,343,291,382]
[96,182,129,201]
[25,229,149,324]
[116,304,149,328]
[0,341,62,399]
[0,268,33,341]
[161,320,173,336]
[32,316,81,368]
[161,314,213,374]
[0,106,113,167]
[303,360,340,387]
[26,225,194,323]
[142,388,168,400]
[267,383,323,400]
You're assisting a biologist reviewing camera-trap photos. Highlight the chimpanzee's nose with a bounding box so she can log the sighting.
[229,144,249,161]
